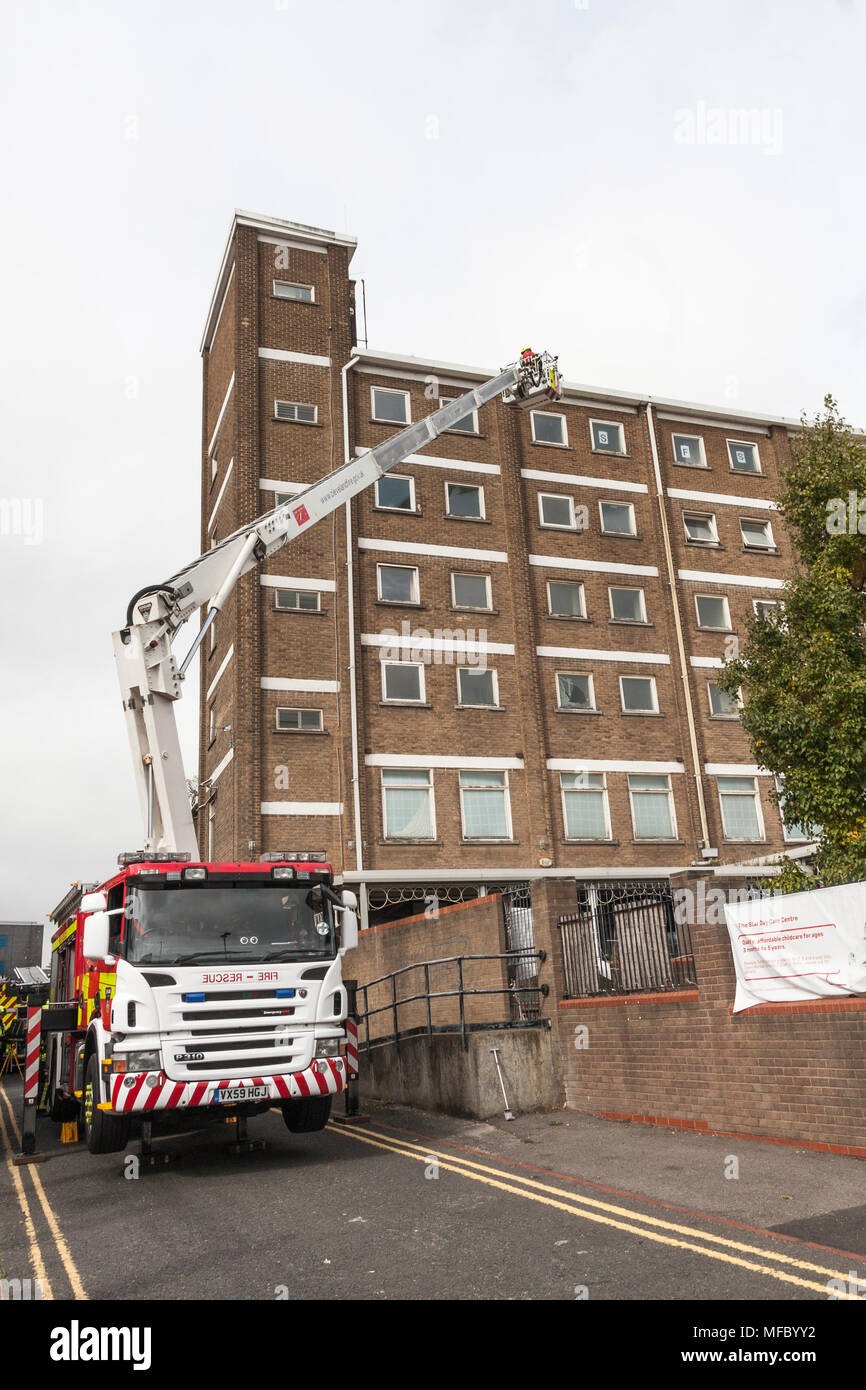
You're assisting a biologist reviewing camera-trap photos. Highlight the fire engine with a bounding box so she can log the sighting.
[42,347,561,1156]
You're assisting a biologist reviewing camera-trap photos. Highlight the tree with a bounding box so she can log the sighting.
[717,396,866,890]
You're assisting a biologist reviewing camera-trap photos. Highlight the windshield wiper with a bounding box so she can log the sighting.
[171,951,252,964]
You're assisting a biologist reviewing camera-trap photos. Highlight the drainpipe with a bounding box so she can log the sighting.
[644,402,711,850]
[341,355,363,874]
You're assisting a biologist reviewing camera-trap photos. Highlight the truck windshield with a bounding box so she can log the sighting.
[125,882,336,966]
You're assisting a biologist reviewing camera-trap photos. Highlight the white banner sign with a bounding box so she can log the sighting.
[725,880,866,1013]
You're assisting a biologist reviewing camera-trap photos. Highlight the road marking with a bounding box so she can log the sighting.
[342,1126,858,1283]
[329,1125,859,1298]
[0,1086,87,1300]
[0,1089,53,1299]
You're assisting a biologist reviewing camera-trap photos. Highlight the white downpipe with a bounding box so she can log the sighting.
[342,355,363,874]
[645,402,711,848]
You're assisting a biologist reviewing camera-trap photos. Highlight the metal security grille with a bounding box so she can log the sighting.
[500,883,542,1021]
[558,879,696,999]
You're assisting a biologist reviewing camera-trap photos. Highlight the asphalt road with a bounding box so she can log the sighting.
[3,1077,866,1310]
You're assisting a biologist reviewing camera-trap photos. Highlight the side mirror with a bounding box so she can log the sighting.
[82,911,110,961]
[80,891,107,915]
[339,890,358,953]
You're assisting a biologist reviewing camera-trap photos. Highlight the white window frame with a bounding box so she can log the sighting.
[380,660,426,704]
[209,616,217,653]
[628,775,677,840]
[272,280,315,303]
[753,598,779,619]
[608,586,647,623]
[208,706,216,745]
[274,400,317,424]
[619,674,659,713]
[376,562,420,604]
[683,511,719,544]
[371,386,410,425]
[275,588,322,612]
[439,397,479,435]
[538,492,577,530]
[530,410,568,447]
[211,448,219,483]
[590,418,626,455]
[727,438,762,475]
[546,579,586,619]
[451,572,492,610]
[717,776,765,842]
[671,432,707,468]
[695,593,732,631]
[375,474,417,513]
[556,671,596,711]
[740,517,776,550]
[276,707,324,732]
[207,807,216,861]
[381,768,436,841]
[560,772,611,841]
[707,682,741,718]
[458,770,513,841]
[599,499,636,536]
[274,491,295,508]
[456,666,500,708]
[445,479,485,519]
[774,776,813,843]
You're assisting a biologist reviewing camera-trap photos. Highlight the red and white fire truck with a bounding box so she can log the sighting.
[43,348,560,1155]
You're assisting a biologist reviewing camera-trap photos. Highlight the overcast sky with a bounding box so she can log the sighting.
[1,0,864,947]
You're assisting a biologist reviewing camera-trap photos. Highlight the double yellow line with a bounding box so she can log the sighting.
[0,1085,87,1300]
[329,1124,863,1299]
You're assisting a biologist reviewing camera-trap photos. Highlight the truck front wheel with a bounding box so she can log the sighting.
[82,1054,131,1154]
[280,1095,332,1132]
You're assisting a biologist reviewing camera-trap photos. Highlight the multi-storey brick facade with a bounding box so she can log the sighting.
[198,210,805,927]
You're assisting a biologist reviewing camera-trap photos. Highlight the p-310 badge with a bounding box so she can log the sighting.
[175,1051,204,1061]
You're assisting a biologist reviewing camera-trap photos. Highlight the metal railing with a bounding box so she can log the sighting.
[559,880,697,999]
[358,949,548,1052]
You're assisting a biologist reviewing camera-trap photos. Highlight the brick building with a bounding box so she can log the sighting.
[197,210,808,928]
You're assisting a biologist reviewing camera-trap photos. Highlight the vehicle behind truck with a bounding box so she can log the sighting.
[48,852,357,1153]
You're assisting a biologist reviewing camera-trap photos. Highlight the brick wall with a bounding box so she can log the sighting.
[554,873,866,1154]
[344,894,510,1041]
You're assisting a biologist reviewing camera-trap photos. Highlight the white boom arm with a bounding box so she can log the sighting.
[113,349,560,856]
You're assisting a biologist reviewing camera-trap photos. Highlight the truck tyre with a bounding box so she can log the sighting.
[281,1095,332,1132]
[82,1054,131,1154]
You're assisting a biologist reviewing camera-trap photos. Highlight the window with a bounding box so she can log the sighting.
[561,773,610,840]
[381,661,425,703]
[695,594,731,630]
[446,481,484,519]
[273,280,314,303]
[672,433,706,467]
[708,682,741,718]
[451,573,491,610]
[683,512,719,544]
[538,493,576,529]
[620,675,658,713]
[377,563,419,603]
[376,475,416,512]
[211,449,219,483]
[277,707,324,732]
[208,809,216,862]
[547,580,585,618]
[275,589,321,612]
[718,776,764,840]
[629,775,676,839]
[371,387,410,424]
[591,420,626,455]
[274,491,296,508]
[599,500,636,536]
[275,400,317,423]
[457,667,498,707]
[531,412,567,446]
[459,770,512,839]
[439,397,478,434]
[740,518,776,550]
[382,769,435,839]
[209,616,217,653]
[775,777,814,843]
[557,672,595,711]
[609,587,646,623]
[208,706,216,745]
[727,440,761,474]
[753,599,779,620]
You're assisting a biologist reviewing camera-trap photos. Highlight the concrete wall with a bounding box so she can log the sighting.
[361,1024,561,1120]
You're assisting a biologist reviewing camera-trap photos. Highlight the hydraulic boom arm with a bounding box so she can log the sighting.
[113,349,560,856]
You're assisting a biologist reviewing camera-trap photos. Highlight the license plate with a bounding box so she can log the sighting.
[211,1085,269,1103]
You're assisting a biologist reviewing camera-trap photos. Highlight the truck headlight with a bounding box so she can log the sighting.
[124,1050,161,1073]
[315,1039,340,1058]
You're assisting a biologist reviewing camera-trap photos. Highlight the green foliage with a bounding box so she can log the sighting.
[717,397,866,881]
